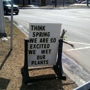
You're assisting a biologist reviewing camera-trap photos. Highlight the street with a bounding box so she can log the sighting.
[5,7,90,85]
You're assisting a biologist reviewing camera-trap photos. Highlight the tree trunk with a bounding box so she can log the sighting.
[28,0,30,4]
[87,0,89,7]
[23,0,25,6]
[55,0,57,7]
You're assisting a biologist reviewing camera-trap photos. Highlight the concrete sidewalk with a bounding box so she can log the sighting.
[0,17,78,90]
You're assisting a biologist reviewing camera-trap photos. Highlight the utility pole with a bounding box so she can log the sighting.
[0,0,6,36]
[10,0,14,50]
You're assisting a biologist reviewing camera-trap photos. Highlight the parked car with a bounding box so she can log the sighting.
[76,0,82,3]
[81,0,90,4]
[3,0,19,15]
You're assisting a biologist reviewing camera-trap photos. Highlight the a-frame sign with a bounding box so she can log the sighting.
[21,23,66,84]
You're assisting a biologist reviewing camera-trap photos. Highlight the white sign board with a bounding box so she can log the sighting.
[28,23,62,67]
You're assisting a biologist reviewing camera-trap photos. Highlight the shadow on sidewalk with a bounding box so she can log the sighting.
[20,75,76,90]
[0,77,10,90]
[0,49,12,70]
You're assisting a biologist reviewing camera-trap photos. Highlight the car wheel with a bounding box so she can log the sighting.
[16,12,18,15]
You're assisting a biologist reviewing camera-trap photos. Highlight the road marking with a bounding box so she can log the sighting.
[66,41,90,51]
[67,41,90,45]
[67,46,90,51]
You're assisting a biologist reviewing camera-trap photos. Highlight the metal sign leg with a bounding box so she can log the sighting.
[53,39,66,80]
[21,39,30,84]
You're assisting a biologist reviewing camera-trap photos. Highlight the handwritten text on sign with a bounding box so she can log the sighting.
[28,23,61,66]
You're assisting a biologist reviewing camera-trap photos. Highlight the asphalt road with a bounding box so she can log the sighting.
[5,7,90,85]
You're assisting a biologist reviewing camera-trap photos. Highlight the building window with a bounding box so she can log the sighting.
[52,0,55,3]
[32,0,35,2]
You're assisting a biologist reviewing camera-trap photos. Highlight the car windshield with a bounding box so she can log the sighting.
[3,1,11,4]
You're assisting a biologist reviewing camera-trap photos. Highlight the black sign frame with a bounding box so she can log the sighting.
[21,38,66,84]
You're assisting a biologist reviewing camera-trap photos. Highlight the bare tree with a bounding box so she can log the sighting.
[60,29,75,48]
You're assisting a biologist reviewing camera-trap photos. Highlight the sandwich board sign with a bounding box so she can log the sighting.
[28,23,62,67]
[21,23,67,84]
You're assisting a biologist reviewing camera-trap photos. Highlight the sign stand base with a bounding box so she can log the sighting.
[21,39,66,85]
